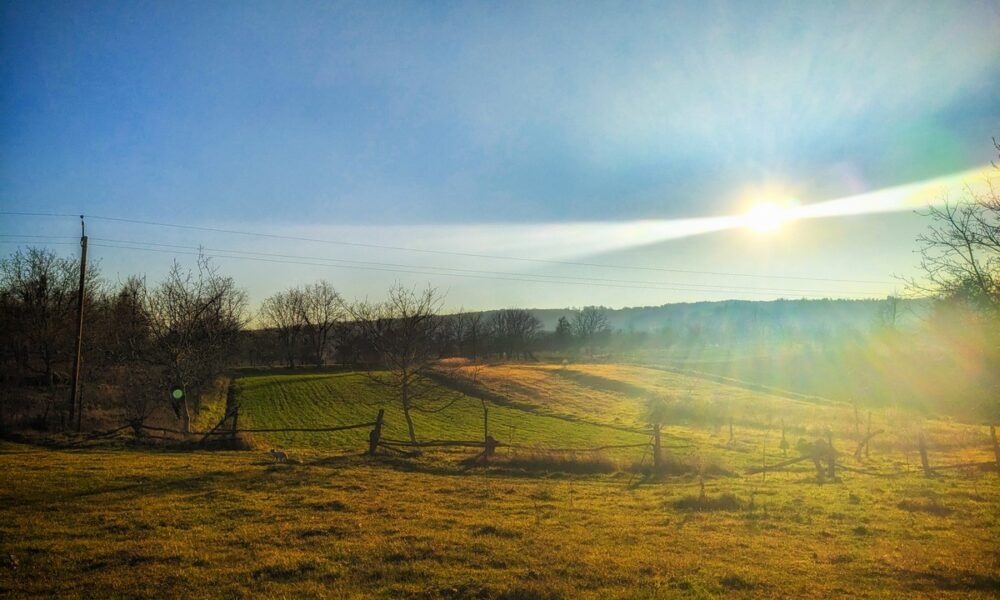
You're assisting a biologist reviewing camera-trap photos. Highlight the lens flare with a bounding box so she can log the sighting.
[744,202,789,233]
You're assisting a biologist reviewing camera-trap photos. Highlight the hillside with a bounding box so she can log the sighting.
[478,298,928,333]
[233,364,993,473]
[235,371,643,456]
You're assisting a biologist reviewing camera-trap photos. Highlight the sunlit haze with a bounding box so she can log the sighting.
[2,1,998,311]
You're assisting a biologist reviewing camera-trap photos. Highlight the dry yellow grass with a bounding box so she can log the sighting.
[2,442,998,598]
[3,365,998,598]
[442,361,990,454]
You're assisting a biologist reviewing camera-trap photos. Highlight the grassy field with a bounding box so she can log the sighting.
[2,441,999,598]
[235,371,645,456]
[2,364,999,598]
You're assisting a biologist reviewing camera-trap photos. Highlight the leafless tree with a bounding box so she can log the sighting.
[94,276,159,431]
[0,247,99,387]
[455,311,485,360]
[906,140,1000,420]
[139,257,249,432]
[489,308,541,359]
[573,306,611,355]
[907,142,1000,314]
[346,284,447,443]
[259,287,306,368]
[300,281,344,367]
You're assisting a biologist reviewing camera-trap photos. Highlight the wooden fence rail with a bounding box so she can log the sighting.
[507,442,651,453]
[379,439,495,449]
[376,440,655,453]
[138,421,377,437]
[128,396,1000,483]
[746,427,1000,479]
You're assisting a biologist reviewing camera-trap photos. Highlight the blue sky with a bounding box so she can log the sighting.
[1,1,998,310]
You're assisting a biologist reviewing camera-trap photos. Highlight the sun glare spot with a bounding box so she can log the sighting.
[745,202,790,233]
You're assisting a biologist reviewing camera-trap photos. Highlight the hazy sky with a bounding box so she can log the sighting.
[2,1,998,311]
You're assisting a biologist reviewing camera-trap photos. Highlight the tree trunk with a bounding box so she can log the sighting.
[402,380,417,443]
[179,396,192,434]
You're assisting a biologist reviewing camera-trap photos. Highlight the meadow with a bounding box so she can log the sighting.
[2,363,999,598]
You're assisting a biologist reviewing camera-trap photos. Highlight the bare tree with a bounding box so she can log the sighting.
[346,285,446,443]
[455,311,485,360]
[907,140,1000,421]
[573,306,611,356]
[300,281,344,367]
[259,287,306,368]
[96,276,158,432]
[0,247,98,387]
[140,258,249,433]
[908,143,1000,313]
[431,314,460,358]
[489,308,541,360]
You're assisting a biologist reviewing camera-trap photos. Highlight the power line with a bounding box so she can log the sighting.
[87,236,887,296]
[0,211,80,218]
[0,234,79,240]
[1,234,884,296]
[0,211,894,284]
[0,240,78,246]
[86,241,881,298]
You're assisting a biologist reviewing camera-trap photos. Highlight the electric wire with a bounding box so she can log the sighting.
[84,236,886,296]
[84,240,883,298]
[0,210,893,284]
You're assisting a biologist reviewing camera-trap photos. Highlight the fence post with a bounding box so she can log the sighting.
[368,409,384,456]
[865,411,872,458]
[761,438,767,483]
[826,430,835,480]
[230,405,239,441]
[482,404,496,463]
[652,423,662,471]
[990,425,1000,472]
[484,435,497,462]
[918,433,932,477]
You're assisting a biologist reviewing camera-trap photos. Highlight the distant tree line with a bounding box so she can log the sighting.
[0,245,616,434]
[0,251,248,432]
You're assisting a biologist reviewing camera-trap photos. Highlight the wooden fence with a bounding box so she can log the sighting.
[132,405,382,449]
[746,425,1000,479]
[80,398,1000,481]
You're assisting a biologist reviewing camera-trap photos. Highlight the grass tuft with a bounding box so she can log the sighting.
[471,524,522,539]
[493,451,618,474]
[897,498,953,516]
[672,492,742,511]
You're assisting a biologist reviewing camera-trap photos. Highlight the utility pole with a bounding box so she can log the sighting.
[68,216,88,432]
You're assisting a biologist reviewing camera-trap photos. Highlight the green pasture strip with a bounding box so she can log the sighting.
[233,371,646,454]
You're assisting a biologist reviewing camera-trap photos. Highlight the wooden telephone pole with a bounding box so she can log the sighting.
[68,216,88,431]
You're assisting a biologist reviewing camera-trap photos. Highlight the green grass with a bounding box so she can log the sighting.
[235,371,645,455]
[235,367,995,472]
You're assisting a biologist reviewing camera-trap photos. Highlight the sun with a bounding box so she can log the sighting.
[744,201,789,233]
